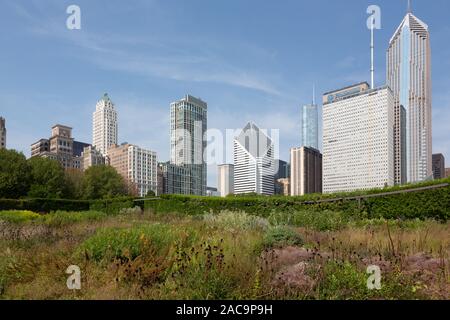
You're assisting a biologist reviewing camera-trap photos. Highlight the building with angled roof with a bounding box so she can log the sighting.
[387,10,432,184]
[233,122,274,195]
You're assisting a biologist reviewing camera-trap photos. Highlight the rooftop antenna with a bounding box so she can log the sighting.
[370,14,375,89]
[407,0,412,13]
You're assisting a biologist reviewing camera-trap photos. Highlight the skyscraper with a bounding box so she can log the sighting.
[290,146,322,196]
[322,83,394,193]
[233,122,274,195]
[300,98,319,150]
[108,143,157,197]
[0,117,6,149]
[170,95,207,196]
[217,164,234,197]
[93,93,118,156]
[387,10,432,184]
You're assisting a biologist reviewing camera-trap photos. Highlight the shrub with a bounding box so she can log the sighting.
[262,226,304,248]
[118,206,143,216]
[0,210,41,224]
[203,211,269,232]
[41,210,107,227]
[77,223,185,262]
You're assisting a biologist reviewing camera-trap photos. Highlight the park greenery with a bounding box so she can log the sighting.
[0,149,131,200]
[0,208,447,299]
[0,149,449,300]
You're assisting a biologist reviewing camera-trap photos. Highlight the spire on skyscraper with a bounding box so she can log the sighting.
[407,0,412,13]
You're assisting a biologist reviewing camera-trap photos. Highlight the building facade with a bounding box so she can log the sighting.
[432,154,445,180]
[322,83,394,193]
[217,164,234,197]
[81,146,105,171]
[276,178,290,196]
[387,11,432,184]
[233,122,274,196]
[108,143,157,197]
[274,159,289,195]
[290,146,322,196]
[93,93,118,156]
[31,125,86,170]
[158,162,191,195]
[300,103,319,150]
[0,117,6,149]
[169,95,207,196]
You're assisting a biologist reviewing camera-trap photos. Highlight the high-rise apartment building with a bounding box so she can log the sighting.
[322,83,394,193]
[93,93,118,156]
[300,103,319,150]
[217,164,234,197]
[169,95,207,196]
[233,122,274,195]
[432,154,445,180]
[108,143,157,197]
[387,11,432,184]
[158,162,191,195]
[290,146,322,196]
[0,117,6,149]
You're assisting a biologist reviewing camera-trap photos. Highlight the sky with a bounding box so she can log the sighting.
[1,0,449,187]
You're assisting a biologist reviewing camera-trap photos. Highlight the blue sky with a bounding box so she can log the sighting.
[1,0,449,186]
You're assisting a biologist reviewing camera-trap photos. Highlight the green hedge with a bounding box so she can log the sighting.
[144,185,450,221]
[0,197,136,214]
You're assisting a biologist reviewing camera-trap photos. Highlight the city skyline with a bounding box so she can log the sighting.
[1,0,450,186]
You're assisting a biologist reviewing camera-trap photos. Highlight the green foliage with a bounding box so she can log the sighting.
[77,224,180,262]
[146,182,450,222]
[89,198,136,215]
[0,210,41,223]
[0,198,91,212]
[203,211,269,232]
[81,165,129,200]
[27,157,67,199]
[145,190,156,197]
[262,225,304,248]
[0,149,31,199]
[317,261,370,300]
[41,210,107,227]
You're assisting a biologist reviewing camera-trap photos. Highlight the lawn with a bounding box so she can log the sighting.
[0,208,448,300]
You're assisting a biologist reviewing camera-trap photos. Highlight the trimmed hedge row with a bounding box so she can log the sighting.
[144,186,450,221]
[0,197,137,215]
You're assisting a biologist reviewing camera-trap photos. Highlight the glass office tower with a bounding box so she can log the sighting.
[387,11,432,184]
[300,103,319,150]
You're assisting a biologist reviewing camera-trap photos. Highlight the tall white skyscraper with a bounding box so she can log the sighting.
[170,95,207,196]
[322,83,394,193]
[233,122,274,195]
[217,164,234,197]
[93,93,118,156]
[387,10,432,184]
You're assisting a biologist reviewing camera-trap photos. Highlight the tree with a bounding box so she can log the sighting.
[145,190,156,197]
[0,149,31,199]
[65,168,84,199]
[81,165,129,199]
[28,157,67,198]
